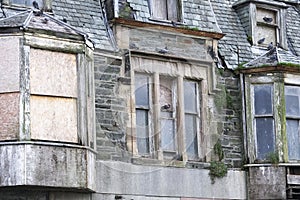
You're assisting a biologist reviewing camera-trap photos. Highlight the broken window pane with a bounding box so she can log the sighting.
[161,117,176,151]
[159,77,174,110]
[256,117,275,160]
[184,81,197,113]
[287,119,300,160]
[135,75,150,107]
[136,109,150,154]
[254,85,273,115]
[185,114,198,160]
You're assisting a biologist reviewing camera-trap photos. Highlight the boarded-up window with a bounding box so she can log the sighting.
[285,86,300,160]
[30,49,78,143]
[152,0,181,22]
[255,8,278,46]
[253,85,275,160]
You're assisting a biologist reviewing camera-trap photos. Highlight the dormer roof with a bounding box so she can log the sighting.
[241,46,300,69]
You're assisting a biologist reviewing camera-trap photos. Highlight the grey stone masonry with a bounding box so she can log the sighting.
[94,53,130,161]
[215,68,244,168]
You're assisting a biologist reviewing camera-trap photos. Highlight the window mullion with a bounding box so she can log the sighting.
[177,76,187,161]
[153,72,162,159]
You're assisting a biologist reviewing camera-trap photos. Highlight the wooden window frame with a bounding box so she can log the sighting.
[249,3,287,49]
[252,84,275,160]
[133,73,202,161]
[285,85,300,161]
[130,56,206,162]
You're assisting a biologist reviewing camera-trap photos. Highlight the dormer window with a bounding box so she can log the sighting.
[234,1,287,49]
[250,3,287,49]
[151,0,182,22]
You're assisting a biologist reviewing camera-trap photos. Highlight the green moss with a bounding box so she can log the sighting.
[247,36,253,45]
[266,151,279,165]
[213,139,224,161]
[209,161,228,184]
[182,25,199,31]
[214,85,233,111]
[236,62,247,70]
[278,62,300,68]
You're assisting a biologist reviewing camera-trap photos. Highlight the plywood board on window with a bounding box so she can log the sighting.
[255,25,276,46]
[0,37,20,93]
[256,8,276,25]
[0,93,19,140]
[30,48,77,98]
[30,96,77,143]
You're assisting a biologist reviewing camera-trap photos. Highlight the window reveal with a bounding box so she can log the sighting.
[253,85,275,160]
[160,76,177,154]
[184,80,200,160]
[134,73,201,160]
[135,74,152,155]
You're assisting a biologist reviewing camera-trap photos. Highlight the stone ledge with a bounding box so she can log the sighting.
[0,142,96,192]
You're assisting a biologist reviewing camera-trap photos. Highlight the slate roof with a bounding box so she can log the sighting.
[287,6,300,56]
[210,0,300,69]
[243,47,300,68]
[126,0,222,33]
[0,10,85,38]
[52,0,113,50]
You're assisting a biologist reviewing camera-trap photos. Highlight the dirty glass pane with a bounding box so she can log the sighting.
[135,75,149,107]
[286,95,300,117]
[254,85,273,115]
[287,119,300,160]
[161,118,176,151]
[285,86,300,117]
[184,80,197,113]
[256,118,275,159]
[136,109,150,154]
[185,114,198,160]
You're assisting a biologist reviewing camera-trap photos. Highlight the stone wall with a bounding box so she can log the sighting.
[94,53,131,161]
[215,69,244,168]
[248,166,286,199]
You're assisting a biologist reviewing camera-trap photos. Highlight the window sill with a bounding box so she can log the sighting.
[244,163,300,167]
[131,157,210,169]
[148,17,184,26]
